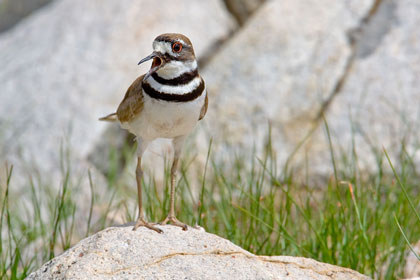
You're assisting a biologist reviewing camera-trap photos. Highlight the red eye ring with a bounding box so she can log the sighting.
[172,42,183,53]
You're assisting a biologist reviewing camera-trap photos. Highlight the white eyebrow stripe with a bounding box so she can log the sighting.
[148,76,202,95]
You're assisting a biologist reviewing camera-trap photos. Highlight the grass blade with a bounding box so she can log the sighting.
[384,148,420,224]
[394,214,420,260]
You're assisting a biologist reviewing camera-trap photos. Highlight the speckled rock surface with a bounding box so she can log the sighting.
[27,225,370,280]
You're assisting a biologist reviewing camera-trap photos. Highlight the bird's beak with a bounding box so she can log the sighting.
[139,52,164,80]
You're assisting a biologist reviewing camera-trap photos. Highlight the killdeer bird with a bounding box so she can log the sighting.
[100,33,208,233]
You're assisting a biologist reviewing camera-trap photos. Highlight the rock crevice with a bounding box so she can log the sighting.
[316,0,389,120]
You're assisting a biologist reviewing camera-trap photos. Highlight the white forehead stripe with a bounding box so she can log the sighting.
[148,76,202,95]
[153,41,172,55]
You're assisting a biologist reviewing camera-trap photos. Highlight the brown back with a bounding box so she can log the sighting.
[117,75,145,123]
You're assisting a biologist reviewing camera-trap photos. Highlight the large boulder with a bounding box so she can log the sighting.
[0,0,236,186]
[325,0,420,172]
[201,0,420,177]
[201,0,373,175]
[27,225,370,279]
[0,0,53,32]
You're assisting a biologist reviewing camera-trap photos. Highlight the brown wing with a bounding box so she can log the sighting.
[117,75,145,123]
[198,91,208,121]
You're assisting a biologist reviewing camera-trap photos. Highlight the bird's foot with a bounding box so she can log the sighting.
[133,218,163,233]
[159,215,188,231]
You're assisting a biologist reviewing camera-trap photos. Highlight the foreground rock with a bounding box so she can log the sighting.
[27,225,369,280]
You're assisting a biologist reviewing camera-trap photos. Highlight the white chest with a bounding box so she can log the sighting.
[123,91,206,141]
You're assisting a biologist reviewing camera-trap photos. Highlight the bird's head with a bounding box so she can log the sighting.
[139,33,197,80]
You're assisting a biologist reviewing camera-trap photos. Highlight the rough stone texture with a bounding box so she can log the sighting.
[0,0,236,186]
[201,0,373,175]
[325,0,420,172]
[27,225,370,280]
[199,0,420,177]
[404,241,420,278]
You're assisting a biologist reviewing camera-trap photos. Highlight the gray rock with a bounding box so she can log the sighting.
[0,0,236,186]
[199,0,420,177]
[223,0,266,25]
[201,0,374,176]
[0,0,53,32]
[27,225,370,280]
[325,0,420,172]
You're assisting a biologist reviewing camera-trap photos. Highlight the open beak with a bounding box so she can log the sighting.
[138,52,164,80]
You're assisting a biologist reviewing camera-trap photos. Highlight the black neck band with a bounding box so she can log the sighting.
[142,79,205,102]
[151,69,198,86]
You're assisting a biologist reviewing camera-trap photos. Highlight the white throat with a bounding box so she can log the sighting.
[156,60,198,79]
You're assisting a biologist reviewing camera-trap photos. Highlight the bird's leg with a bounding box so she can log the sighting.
[160,136,188,230]
[133,155,162,233]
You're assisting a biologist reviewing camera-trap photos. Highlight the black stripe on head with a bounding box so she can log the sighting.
[153,47,192,62]
[155,38,192,53]
[154,33,195,60]
[155,33,193,48]
[151,69,198,86]
[142,78,205,102]
[160,48,192,62]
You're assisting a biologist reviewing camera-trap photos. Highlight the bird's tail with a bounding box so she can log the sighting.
[99,112,118,122]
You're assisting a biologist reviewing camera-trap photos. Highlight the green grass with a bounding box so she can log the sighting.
[1,132,420,279]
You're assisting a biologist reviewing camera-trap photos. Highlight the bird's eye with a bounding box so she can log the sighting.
[172,42,182,53]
